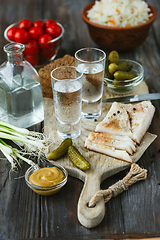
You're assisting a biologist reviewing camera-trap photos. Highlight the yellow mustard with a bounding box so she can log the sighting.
[29,167,65,187]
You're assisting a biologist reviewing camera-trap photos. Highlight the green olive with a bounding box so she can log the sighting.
[108,50,119,64]
[114,71,137,80]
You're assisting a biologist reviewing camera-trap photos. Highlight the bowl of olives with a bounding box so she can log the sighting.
[104,51,144,91]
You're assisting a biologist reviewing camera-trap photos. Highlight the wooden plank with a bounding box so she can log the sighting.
[0,0,160,238]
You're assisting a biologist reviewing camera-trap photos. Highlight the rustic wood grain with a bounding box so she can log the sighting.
[0,0,160,239]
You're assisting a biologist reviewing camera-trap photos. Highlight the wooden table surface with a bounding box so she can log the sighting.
[0,0,160,239]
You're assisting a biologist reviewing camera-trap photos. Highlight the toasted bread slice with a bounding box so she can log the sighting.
[42,85,53,98]
[38,54,75,98]
[41,78,52,88]
[38,54,75,82]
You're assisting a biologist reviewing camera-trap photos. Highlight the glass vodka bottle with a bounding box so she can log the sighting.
[0,43,44,128]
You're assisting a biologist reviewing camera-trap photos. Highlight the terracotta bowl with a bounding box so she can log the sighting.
[82,2,156,51]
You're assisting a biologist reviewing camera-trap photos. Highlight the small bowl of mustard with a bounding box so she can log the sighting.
[25,162,68,196]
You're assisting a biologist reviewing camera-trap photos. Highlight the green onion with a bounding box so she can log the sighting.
[0,120,29,135]
[0,142,14,168]
[0,121,51,170]
[0,132,44,149]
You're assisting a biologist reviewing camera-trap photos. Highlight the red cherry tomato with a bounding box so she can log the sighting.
[38,34,53,49]
[25,54,39,66]
[24,39,39,55]
[46,23,62,39]
[29,27,44,40]
[18,19,32,30]
[33,20,45,29]
[45,19,56,28]
[6,26,18,41]
[14,29,30,44]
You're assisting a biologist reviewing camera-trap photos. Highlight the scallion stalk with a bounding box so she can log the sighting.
[0,131,44,149]
[0,121,51,170]
[0,120,29,135]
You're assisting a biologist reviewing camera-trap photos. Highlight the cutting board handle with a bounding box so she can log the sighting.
[77,172,105,228]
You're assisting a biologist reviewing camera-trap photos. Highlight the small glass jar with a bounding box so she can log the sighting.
[0,43,44,128]
[104,59,144,91]
[25,162,68,196]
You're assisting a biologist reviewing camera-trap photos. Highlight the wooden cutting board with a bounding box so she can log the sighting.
[43,81,157,228]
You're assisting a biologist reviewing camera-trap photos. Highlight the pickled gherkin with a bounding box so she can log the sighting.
[108,61,133,76]
[68,146,91,171]
[104,59,113,79]
[113,79,128,88]
[118,61,133,72]
[47,138,72,160]
[104,50,139,89]
[108,50,119,64]
[108,63,118,75]
[113,80,122,88]
[114,71,137,80]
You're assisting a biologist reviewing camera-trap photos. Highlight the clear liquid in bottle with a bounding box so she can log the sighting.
[0,43,44,128]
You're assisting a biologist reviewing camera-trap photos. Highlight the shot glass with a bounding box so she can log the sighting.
[75,48,106,119]
[51,66,83,139]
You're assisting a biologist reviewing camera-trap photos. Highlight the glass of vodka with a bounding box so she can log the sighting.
[75,48,106,119]
[51,66,83,139]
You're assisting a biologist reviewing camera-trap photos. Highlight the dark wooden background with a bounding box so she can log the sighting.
[0,0,160,239]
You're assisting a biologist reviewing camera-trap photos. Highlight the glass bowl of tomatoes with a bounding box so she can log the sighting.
[4,19,64,67]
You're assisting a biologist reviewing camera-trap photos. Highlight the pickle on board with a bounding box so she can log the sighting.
[114,71,137,80]
[68,146,91,171]
[47,138,72,160]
